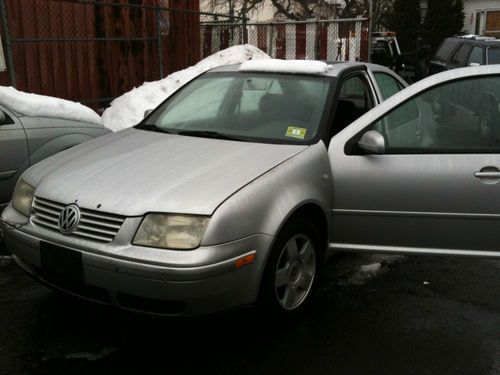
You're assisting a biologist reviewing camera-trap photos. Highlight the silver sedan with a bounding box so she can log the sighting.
[5,61,496,317]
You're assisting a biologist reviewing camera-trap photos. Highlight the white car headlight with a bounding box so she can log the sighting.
[11,179,35,217]
[133,214,210,250]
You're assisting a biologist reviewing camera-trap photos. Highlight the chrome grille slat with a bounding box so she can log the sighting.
[79,217,122,230]
[77,224,117,237]
[80,210,124,223]
[34,211,58,224]
[32,203,60,216]
[32,217,59,231]
[35,199,65,210]
[73,230,113,242]
[31,197,125,243]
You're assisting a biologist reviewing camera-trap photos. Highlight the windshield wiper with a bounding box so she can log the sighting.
[134,123,173,134]
[177,130,244,141]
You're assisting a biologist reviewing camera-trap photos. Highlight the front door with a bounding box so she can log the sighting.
[329,73,500,256]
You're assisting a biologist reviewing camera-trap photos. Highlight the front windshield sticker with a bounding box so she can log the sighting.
[286,126,307,139]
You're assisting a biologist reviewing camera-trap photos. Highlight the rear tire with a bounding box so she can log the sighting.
[259,217,321,314]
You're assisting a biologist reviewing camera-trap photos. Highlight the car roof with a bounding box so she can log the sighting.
[207,61,396,78]
[446,36,500,47]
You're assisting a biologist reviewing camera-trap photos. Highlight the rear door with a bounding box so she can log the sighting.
[329,71,500,257]
[0,107,29,207]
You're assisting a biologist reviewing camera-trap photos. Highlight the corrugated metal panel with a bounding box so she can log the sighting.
[0,0,200,109]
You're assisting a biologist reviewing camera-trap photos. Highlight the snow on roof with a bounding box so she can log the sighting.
[0,86,101,125]
[101,44,270,132]
[239,59,331,75]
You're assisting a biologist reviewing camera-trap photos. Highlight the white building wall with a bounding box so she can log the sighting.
[463,0,500,34]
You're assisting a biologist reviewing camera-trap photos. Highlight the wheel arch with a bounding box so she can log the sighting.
[271,202,329,261]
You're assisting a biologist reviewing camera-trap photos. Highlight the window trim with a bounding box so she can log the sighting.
[467,45,485,66]
[450,43,472,66]
[373,72,405,100]
[325,68,377,145]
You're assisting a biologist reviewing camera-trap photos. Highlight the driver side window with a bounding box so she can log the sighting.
[372,76,500,153]
[331,74,374,136]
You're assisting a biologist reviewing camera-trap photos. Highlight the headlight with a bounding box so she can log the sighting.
[11,179,35,217]
[133,214,210,250]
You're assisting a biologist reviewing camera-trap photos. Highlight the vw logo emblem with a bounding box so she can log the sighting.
[58,204,81,234]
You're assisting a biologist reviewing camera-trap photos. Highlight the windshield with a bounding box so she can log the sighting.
[488,48,500,64]
[144,72,332,144]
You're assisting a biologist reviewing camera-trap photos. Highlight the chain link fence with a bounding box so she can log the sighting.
[0,0,243,110]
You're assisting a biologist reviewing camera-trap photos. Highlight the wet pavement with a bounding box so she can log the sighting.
[1,242,500,375]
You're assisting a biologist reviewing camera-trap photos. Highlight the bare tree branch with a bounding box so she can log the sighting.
[203,0,393,27]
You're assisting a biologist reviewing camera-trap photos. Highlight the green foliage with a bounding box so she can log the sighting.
[388,0,421,52]
[421,0,465,57]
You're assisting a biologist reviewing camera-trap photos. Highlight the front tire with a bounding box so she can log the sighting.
[260,217,321,313]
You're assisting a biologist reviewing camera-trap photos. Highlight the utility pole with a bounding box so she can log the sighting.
[367,0,373,62]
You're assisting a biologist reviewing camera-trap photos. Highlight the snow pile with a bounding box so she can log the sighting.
[347,255,404,286]
[240,59,331,75]
[0,86,101,125]
[102,44,270,132]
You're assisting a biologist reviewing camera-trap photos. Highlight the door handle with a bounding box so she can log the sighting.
[0,170,16,180]
[474,171,500,178]
[474,167,500,183]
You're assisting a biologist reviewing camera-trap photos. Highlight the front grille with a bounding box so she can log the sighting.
[31,197,125,243]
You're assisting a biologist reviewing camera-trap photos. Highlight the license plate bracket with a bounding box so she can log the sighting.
[40,242,83,282]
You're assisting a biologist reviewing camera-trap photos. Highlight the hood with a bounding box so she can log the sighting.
[27,129,307,216]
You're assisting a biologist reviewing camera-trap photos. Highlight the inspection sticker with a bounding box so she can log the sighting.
[286,126,307,139]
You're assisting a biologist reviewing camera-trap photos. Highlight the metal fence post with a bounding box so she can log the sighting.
[241,6,248,44]
[156,7,164,79]
[0,0,15,87]
[367,0,373,62]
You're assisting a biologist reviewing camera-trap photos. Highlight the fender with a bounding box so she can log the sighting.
[203,142,333,248]
[27,133,94,166]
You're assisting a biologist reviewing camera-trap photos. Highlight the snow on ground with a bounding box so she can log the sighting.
[0,86,101,125]
[348,255,404,286]
[102,44,271,132]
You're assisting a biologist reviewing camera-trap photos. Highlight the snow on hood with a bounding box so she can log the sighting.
[101,44,270,132]
[0,86,101,124]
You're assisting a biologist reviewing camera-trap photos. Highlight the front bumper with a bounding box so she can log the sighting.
[1,217,273,317]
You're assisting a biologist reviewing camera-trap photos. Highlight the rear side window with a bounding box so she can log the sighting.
[374,72,403,100]
[468,46,484,65]
[451,44,471,65]
[488,48,500,64]
[435,39,459,61]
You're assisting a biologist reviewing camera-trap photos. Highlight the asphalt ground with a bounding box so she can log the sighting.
[1,241,499,375]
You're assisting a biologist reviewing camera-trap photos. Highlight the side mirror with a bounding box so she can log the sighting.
[358,130,385,154]
[143,109,153,118]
